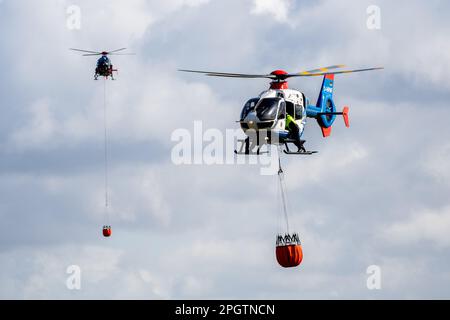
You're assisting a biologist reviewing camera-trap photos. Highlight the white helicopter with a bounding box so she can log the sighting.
[179,65,383,155]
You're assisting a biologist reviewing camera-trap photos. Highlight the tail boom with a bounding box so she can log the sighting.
[306,74,349,137]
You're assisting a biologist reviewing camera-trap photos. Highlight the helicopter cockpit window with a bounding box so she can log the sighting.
[240,98,259,120]
[97,56,109,66]
[295,104,304,119]
[286,101,295,118]
[256,97,282,121]
[277,101,286,119]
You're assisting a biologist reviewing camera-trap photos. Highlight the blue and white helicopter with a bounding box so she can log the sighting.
[180,65,383,155]
[70,48,134,80]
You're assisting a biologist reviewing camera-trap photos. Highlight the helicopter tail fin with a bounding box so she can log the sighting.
[306,74,349,137]
[342,106,349,127]
[316,74,336,137]
[318,106,349,137]
[321,126,332,137]
[316,74,334,109]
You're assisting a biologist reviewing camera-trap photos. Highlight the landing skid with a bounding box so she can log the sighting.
[234,138,317,155]
[234,150,269,155]
[283,150,318,155]
[283,139,318,155]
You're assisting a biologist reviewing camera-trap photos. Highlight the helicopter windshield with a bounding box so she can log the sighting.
[240,98,259,120]
[256,97,282,121]
[97,56,109,66]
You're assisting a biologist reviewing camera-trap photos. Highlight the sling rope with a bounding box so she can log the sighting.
[103,78,109,223]
[277,147,290,234]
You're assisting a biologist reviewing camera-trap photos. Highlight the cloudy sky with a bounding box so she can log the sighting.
[1,0,450,299]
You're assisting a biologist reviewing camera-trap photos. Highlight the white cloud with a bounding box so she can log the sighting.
[422,143,450,184]
[3,246,123,299]
[250,0,292,23]
[182,0,210,7]
[284,142,369,188]
[104,165,172,225]
[10,99,56,150]
[382,206,450,248]
[7,65,231,151]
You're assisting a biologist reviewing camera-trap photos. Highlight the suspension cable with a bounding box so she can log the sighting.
[277,147,290,234]
[103,78,109,221]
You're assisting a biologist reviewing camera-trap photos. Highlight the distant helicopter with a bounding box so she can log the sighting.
[70,48,135,80]
[179,65,383,154]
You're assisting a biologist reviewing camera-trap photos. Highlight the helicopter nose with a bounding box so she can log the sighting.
[246,111,257,120]
[245,112,259,129]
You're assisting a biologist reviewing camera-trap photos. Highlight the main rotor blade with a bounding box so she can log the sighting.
[296,65,346,75]
[70,48,101,54]
[82,53,102,56]
[286,67,384,78]
[207,73,273,79]
[108,48,127,53]
[178,69,274,79]
[109,53,136,56]
[179,66,384,81]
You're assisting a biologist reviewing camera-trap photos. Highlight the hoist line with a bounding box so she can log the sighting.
[277,147,290,234]
[103,78,109,219]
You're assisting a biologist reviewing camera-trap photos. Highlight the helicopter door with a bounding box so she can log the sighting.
[276,100,287,130]
[296,93,306,121]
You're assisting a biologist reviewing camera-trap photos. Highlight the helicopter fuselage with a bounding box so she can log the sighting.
[95,55,116,79]
[239,87,309,145]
